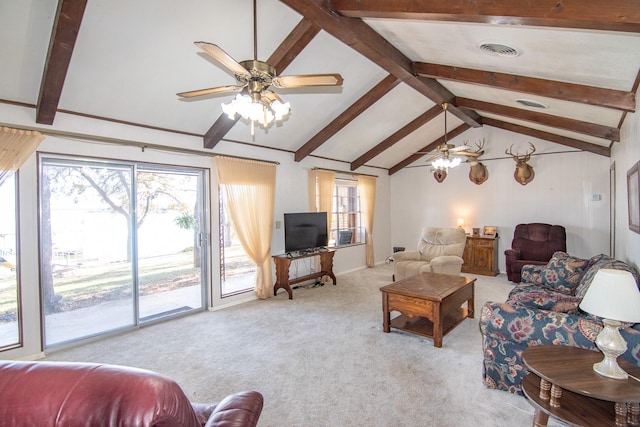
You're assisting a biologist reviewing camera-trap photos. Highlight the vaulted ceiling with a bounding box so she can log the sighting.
[2,1,639,174]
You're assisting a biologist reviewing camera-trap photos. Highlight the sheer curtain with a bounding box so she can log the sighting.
[308,169,335,229]
[0,127,45,185]
[308,169,335,278]
[214,156,277,299]
[357,175,376,267]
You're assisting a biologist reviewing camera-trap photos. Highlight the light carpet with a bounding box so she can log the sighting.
[45,264,564,427]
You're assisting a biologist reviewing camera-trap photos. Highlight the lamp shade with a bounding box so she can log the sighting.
[579,269,640,323]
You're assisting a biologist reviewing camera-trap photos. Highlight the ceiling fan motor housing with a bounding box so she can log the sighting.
[238,60,275,98]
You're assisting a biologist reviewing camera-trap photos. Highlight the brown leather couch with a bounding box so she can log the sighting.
[504,223,566,283]
[0,360,263,427]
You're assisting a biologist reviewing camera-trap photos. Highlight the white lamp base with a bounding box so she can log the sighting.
[593,319,628,380]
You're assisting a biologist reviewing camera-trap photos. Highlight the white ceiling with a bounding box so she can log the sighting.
[1,0,638,173]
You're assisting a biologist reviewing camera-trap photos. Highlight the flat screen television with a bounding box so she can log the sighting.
[284,212,328,254]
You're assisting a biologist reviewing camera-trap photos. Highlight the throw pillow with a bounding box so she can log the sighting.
[574,254,640,298]
[540,251,590,295]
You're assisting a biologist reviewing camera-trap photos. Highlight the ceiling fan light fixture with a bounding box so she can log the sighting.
[432,156,462,170]
[222,93,291,129]
[270,99,291,121]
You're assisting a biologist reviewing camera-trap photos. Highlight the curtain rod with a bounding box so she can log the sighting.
[312,167,378,178]
[0,122,280,165]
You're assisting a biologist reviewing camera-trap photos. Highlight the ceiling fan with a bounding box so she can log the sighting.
[424,103,481,168]
[177,0,343,134]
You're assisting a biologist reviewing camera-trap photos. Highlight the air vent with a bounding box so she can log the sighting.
[516,99,548,109]
[479,43,521,57]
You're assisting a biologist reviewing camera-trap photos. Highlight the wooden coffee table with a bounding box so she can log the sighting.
[380,272,475,347]
[522,345,640,426]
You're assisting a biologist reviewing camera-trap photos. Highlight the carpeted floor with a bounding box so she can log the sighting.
[45,264,564,427]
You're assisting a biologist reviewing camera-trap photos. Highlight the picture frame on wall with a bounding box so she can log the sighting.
[628,161,640,233]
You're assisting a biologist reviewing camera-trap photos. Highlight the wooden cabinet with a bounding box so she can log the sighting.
[462,236,499,276]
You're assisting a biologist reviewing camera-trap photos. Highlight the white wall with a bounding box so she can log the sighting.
[390,126,611,273]
[612,97,640,272]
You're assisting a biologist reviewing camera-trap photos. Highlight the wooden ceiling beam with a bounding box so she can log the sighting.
[482,117,610,156]
[457,97,620,141]
[351,104,441,170]
[36,0,88,125]
[330,0,640,33]
[295,74,400,161]
[388,123,471,175]
[414,62,636,112]
[203,18,320,149]
[279,0,481,128]
[267,18,321,73]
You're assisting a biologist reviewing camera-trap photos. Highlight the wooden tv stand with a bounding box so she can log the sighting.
[272,249,337,299]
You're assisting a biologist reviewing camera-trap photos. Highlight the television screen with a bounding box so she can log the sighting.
[284,212,328,253]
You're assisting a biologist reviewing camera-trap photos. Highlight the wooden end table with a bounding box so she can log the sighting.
[522,345,640,426]
[379,272,475,348]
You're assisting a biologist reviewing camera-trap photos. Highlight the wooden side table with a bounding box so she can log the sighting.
[272,249,336,299]
[522,345,640,426]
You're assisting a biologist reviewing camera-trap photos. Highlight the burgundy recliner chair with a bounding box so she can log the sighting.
[504,223,566,283]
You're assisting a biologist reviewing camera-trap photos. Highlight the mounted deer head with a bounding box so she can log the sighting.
[506,142,536,185]
[468,139,488,185]
[433,169,447,183]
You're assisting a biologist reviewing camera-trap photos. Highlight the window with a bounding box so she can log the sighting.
[330,179,363,246]
[0,173,20,349]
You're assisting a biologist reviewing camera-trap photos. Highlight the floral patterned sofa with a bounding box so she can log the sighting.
[480,251,640,394]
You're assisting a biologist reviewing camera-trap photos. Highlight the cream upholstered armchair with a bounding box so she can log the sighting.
[393,227,467,281]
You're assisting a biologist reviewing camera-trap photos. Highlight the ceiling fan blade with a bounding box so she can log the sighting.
[261,90,285,104]
[194,41,250,78]
[450,145,471,152]
[425,154,440,163]
[272,74,344,88]
[177,84,244,98]
[457,151,482,157]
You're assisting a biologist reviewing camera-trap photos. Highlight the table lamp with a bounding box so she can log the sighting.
[457,218,465,231]
[579,269,640,379]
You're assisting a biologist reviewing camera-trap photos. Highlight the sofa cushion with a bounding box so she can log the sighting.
[506,284,581,313]
[417,227,466,261]
[575,254,640,298]
[539,251,590,295]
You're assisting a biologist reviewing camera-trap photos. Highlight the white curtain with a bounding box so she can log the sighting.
[214,156,277,299]
[357,175,376,267]
[308,169,335,230]
[308,169,335,278]
[0,127,45,185]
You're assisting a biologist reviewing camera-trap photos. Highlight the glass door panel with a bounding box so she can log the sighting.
[0,174,20,348]
[42,160,135,346]
[137,169,203,322]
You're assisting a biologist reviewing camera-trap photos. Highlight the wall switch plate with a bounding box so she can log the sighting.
[275,220,281,229]
[592,193,602,201]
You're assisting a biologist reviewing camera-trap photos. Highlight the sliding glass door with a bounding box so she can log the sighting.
[136,168,204,322]
[41,157,206,347]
